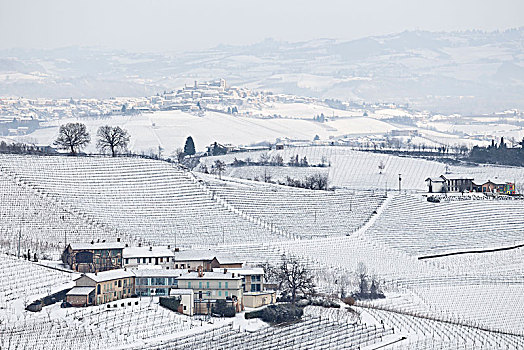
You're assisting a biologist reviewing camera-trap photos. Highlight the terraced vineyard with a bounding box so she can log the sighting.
[1,153,523,349]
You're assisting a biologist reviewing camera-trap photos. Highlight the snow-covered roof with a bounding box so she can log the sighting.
[67,286,95,296]
[216,255,243,264]
[473,178,514,185]
[244,291,275,296]
[177,271,241,280]
[170,289,193,296]
[81,269,134,283]
[174,249,242,264]
[213,267,264,275]
[69,242,125,250]
[175,249,217,261]
[124,246,174,258]
[425,177,445,182]
[441,175,474,180]
[132,269,185,277]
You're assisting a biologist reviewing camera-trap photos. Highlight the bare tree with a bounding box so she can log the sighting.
[214,160,226,180]
[262,168,272,182]
[96,125,130,157]
[53,123,90,154]
[271,154,284,166]
[259,152,270,164]
[174,148,186,163]
[378,161,385,174]
[276,255,315,305]
[356,262,368,296]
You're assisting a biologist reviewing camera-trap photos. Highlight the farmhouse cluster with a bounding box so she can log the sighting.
[425,175,516,195]
[62,241,275,315]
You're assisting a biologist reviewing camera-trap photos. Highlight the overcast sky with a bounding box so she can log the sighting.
[1,0,523,52]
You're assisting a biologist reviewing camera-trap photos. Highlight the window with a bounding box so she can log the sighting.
[154,277,166,286]
[225,282,228,289]
[143,258,146,264]
[199,281,202,288]
[118,280,122,287]
[97,285,101,294]
[124,259,129,264]
[148,258,152,263]
[225,291,228,297]
[206,282,209,289]
[187,282,191,288]
[218,291,222,297]
[219,282,222,288]
[160,257,163,263]
[114,281,117,286]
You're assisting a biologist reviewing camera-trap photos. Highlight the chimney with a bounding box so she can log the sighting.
[175,247,180,252]
[149,246,152,251]
[125,243,129,248]
[198,265,204,278]
[167,245,170,249]
[117,237,121,242]
[91,240,94,245]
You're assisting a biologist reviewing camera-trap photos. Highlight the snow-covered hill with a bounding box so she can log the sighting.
[2,29,524,113]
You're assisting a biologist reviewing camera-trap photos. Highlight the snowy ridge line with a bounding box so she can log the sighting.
[184,169,298,240]
[418,242,524,260]
[356,302,524,338]
[0,164,136,246]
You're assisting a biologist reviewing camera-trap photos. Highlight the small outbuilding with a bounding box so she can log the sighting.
[66,287,95,307]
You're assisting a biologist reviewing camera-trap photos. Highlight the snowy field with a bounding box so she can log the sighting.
[200,146,524,191]
[13,108,487,157]
[1,153,523,348]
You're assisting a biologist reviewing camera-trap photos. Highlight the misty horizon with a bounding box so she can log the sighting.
[1,0,524,52]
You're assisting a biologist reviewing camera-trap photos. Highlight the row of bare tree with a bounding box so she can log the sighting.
[53,122,130,156]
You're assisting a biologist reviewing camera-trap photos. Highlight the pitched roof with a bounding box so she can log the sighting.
[177,271,241,280]
[124,246,174,258]
[213,267,264,275]
[170,289,193,296]
[425,177,445,182]
[69,242,125,250]
[174,249,243,265]
[81,269,134,283]
[174,249,217,261]
[132,269,185,277]
[67,286,95,296]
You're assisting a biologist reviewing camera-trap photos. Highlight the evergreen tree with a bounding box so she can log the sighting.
[184,136,196,156]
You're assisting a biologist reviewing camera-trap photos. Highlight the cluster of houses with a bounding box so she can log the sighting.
[62,241,275,315]
[425,175,516,195]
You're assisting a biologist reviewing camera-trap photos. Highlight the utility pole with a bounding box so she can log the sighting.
[398,174,402,193]
[17,228,21,258]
